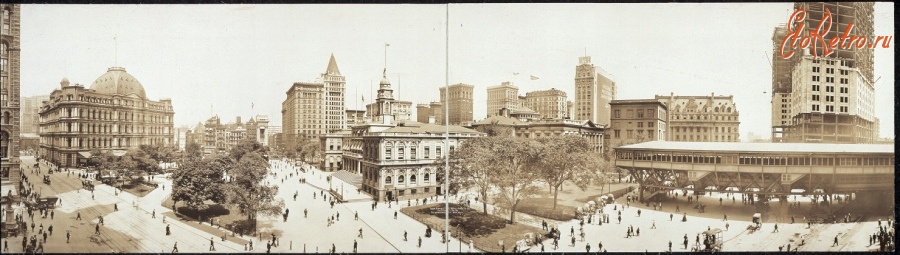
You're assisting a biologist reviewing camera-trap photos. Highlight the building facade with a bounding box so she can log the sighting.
[321,130,349,171]
[346,110,366,126]
[656,93,740,142]
[574,56,616,126]
[39,67,175,167]
[486,81,519,118]
[439,83,474,125]
[1,4,21,186]
[469,109,604,152]
[415,104,431,123]
[283,82,323,153]
[608,99,667,149]
[20,95,49,134]
[366,69,413,124]
[772,2,875,142]
[784,56,876,143]
[524,88,567,119]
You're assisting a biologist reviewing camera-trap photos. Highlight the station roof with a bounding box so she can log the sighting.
[617,141,893,154]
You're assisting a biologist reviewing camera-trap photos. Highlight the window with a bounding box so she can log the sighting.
[436,146,442,158]
[648,122,654,128]
[840,87,848,93]
[424,173,430,182]
[614,110,620,119]
[384,144,392,159]
[812,95,819,101]
[825,96,834,102]
[398,175,405,184]
[812,104,820,111]
[2,8,9,34]
[424,147,430,159]
[826,77,834,83]
[637,122,643,128]
[614,130,620,138]
[812,66,820,72]
[411,147,417,159]
[410,174,417,184]
[398,146,405,159]
[826,86,834,92]
[839,106,848,112]
[812,76,820,82]
[637,111,644,118]
[840,97,848,103]
[812,85,820,91]
[825,105,834,112]
[826,68,834,74]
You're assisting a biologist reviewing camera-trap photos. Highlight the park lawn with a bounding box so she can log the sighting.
[401,203,547,253]
[120,183,154,197]
[161,196,247,233]
[515,198,577,221]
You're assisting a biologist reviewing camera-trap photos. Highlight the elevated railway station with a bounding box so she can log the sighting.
[614,141,894,211]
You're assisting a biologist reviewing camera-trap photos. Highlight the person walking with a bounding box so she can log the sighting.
[172,242,178,253]
[355,211,359,221]
[651,220,657,229]
[669,240,673,252]
[358,228,363,238]
[66,230,71,243]
[404,231,408,241]
[394,211,398,219]
[166,224,171,236]
[210,237,216,251]
[832,235,839,247]
[417,236,422,248]
[94,224,100,235]
[586,243,591,252]
[353,240,358,253]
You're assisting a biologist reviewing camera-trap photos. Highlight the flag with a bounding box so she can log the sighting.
[530,75,539,80]
[513,72,520,75]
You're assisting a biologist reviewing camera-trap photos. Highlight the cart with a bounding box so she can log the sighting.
[701,228,724,252]
[37,197,59,210]
[43,175,51,185]
[748,213,762,232]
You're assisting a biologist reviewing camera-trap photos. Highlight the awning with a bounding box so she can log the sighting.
[77,151,92,158]
[111,150,128,157]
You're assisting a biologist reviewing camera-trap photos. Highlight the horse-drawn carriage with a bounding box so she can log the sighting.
[43,175,51,185]
[748,213,762,232]
[693,228,724,252]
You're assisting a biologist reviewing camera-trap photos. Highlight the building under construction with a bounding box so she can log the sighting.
[771,2,877,143]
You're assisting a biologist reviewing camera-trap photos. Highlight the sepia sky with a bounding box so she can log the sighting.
[20,3,894,139]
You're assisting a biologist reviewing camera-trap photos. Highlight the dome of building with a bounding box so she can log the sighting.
[379,68,391,86]
[89,67,147,98]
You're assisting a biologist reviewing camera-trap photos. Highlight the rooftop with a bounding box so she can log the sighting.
[379,120,483,135]
[617,141,894,154]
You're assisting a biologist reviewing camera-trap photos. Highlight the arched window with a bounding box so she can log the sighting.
[410,174,417,184]
[385,176,392,184]
[2,111,9,124]
[423,173,430,182]
[398,175,405,184]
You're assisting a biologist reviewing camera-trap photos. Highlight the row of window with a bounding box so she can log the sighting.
[617,151,894,166]
[384,173,431,185]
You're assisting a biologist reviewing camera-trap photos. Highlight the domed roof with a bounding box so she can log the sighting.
[379,68,391,86]
[89,67,147,98]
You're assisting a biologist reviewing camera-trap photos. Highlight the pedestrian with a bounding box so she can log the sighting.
[418,236,422,247]
[724,214,727,221]
[669,240,672,252]
[166,224,171,236]
[394,211,398,219]
[51,210,54,219]
[353,240,358,253]
[358,228,363,238]
[95,224,100,235]
[355,211,359,221]
[670,213,673,221]
[304,208,308,218]
[210,237,216,251]
[726,222,730,231]
[833,235,839,247]
[404,231,408,241]
[571,235,576,246]
[66,230,71,243]
[637,209,641,217]
[636,227,640,236]
[774,223,779,233]
[48,225,53,236]
[676,205,680,212]
[153,209,156,218]
[586,243,591,252]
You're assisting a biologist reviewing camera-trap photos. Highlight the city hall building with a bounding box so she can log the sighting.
[38,67,175,167]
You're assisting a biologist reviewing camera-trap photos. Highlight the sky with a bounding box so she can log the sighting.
[20,3,894,139]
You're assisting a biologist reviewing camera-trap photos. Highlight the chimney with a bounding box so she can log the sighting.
[428,116,436,124]
[500,108,510,118]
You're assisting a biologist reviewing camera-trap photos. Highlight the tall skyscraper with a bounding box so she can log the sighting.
[486,81,519,117]
[1,4,21,186]
[772,2,877,143]
[439,83,474,125]
[574,56,616,126]
[524,88,567,119]
[20,94,49,134]
[322,54,347,132]
[282,55,347,151]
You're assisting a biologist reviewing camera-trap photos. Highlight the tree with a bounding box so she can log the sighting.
[221,138,283,234]
[475,120,514,137]
[185,142,203,161]
[171,156,226,220]
[485,136,543,224]
[535,136,601,210]
[295,137,322,163]
[434,137,496,214]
